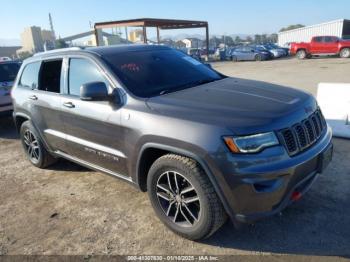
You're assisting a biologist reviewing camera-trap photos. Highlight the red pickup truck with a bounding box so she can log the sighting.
[290,36,350,59]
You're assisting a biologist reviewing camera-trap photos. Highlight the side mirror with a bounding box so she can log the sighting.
[80,82,108,101]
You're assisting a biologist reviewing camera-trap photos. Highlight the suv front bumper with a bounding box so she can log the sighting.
[209,126,333,224]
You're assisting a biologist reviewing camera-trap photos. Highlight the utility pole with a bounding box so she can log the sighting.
[49,13,56,39]
[49,13,56,49]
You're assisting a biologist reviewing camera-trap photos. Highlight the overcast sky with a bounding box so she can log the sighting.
[1,0,349,41]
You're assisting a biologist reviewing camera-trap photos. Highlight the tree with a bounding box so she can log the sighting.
[246,36,253,43]
[279,24,305,32]
[17,51,32,60]
[234,36,242,44]
[209,36,220,48]
[254,34,262,44]
[55,39,68,49]
[269,33,278,43]
[222,36,234,46]
[174,40,186,48]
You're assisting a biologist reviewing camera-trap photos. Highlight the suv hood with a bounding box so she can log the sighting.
[146,77,316,135]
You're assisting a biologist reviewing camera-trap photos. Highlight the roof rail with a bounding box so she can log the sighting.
[33,47,84,56]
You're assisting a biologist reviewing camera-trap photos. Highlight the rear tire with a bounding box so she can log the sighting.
[340,48,350,58]
[255,54,262,61]
[20,121,57,168]
[147,154,227,240]
[297,49,307,59]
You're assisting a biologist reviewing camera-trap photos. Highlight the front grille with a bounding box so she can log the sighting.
[279,109,327,156]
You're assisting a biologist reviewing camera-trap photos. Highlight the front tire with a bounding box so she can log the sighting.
[297,49,307,59]
[340,48,350,58]
[147,154,227,240]
[20,121,57,168]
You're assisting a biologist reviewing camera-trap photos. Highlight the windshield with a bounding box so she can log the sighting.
[255,46,266,51]
[0,63,20,82]
[103,49,223,98]
[267,44,278,48]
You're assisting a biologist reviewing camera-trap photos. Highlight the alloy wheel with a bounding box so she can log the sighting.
[156,171,201,227]
[23,130,40,164]
[341,49,350,58]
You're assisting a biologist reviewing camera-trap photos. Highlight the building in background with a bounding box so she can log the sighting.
[18,26,43,54]
[128,29,144,43]
[0,46,21,59]
[17,26,56,56]
[278,19,350,47]
[41,29,56,51]
[181,38,204,49]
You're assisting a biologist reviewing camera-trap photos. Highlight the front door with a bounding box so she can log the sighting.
[323,36,339,53]
[310,36,323,53]
[60,57,128,177]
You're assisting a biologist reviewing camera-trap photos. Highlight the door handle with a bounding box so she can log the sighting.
[28,95,38,100]
[63,101,75,108]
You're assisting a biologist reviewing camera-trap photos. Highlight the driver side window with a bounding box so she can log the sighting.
[68,58,109,96]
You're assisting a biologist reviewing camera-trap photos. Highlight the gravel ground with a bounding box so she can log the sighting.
[0,57,349,257]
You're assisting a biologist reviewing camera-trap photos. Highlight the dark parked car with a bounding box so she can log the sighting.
[0,61,21,116]
[229,46,271,61]
[266,43,289,56]
[11,45,333,240]
[255,44,286,58]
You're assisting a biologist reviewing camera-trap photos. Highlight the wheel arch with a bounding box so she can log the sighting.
[135,143,234,222]
[296,48,307,53]
[14,112,31,133]
[339,46,350,53]
[14,112,52,153]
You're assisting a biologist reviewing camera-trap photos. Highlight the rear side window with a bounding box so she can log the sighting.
[39,60,63,93]
[19,62,41,89]
[314,37,323,43]
[68,58,108,96]
[324,36,335,43]
[0,63,20,82]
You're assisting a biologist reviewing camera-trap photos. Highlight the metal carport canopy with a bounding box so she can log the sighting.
[94,18,210,58]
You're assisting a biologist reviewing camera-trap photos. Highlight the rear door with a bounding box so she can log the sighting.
[14,59,66,151]
[323,36,339,53]
[60,56,128,176]
[32,58,66,150]
[234,48,245,60]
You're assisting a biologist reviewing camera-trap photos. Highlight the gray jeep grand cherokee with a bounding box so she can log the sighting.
[11,45,333,240]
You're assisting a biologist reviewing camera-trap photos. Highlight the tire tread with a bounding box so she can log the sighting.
[148,153,227,239]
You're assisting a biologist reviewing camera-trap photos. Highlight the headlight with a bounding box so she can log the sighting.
[223,132,279,153]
